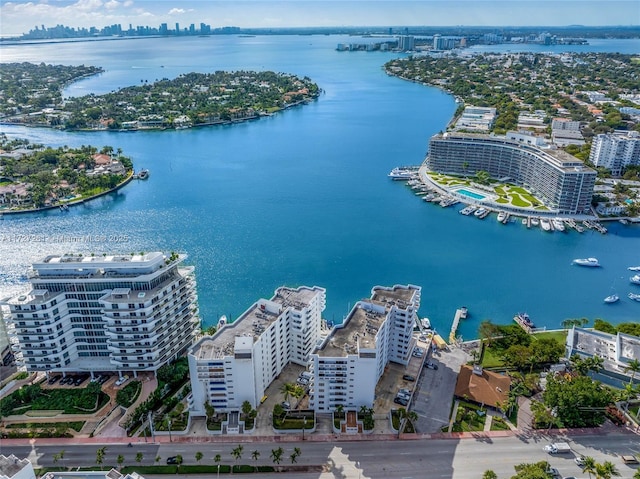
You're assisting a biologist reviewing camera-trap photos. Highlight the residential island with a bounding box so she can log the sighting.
[0,63,321,131]
[0,136,134,213]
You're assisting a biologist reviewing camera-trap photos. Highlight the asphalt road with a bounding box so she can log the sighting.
[3,431,638,479]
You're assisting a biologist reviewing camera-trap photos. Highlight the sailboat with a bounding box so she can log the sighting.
[604,277,621,304]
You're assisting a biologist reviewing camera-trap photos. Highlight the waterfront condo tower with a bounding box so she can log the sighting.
[426,132,596,215]
[188,286,326,414]
[308,284,421,412]
[5,252,200,377]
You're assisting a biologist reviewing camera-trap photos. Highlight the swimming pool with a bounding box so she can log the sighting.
[455,188,487,201]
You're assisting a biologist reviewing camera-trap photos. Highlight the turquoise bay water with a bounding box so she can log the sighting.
[1,36,639,340]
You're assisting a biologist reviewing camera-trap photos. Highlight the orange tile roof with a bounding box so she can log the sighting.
[454,365,511,409]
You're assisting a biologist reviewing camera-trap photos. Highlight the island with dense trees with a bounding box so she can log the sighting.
[0,63,321,131]
[0,135,133,212]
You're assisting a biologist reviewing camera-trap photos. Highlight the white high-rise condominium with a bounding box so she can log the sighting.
[309,284,421,413]
[589,131,640,176]
[188,286,326,414]
[4,252,200,378]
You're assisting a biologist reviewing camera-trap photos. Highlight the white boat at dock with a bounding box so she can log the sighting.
[460,205,477,216]
[474,207,487,218]
[604,294,619,303]
[572,257,600,267]
[388,167,417,180]
[497,211,507,223]
[552,218,565,232]
[540,218,552,231]
[531,217,539,227]
[133,169,149,180]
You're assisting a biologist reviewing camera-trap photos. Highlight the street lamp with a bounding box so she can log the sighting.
[168,418,172,443]
[302,416,307,441]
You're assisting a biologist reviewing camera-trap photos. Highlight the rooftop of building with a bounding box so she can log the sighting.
[190,285,325,361]
[454,364,511,409]
[568,327,640,371]
[0,454,32,479]
[317,284,420,358]
[25,252,186,282]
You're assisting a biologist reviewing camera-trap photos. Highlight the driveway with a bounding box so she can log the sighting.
[412,345,470,433]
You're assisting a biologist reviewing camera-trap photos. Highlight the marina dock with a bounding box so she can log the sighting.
[449,307,468,344]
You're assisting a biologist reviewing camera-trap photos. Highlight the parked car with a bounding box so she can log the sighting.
[394,396,409,406]
[74,375,87,386]
[622,455,639,464]
[47,375,60,385]
[115,375,129,386]
[546,467,561,479]
[398,388,411,396]
[166,456,179,465]
[280,401,291,410]
[60,376,73,385]
[397,392,410,401]
[296,377,309,385]
[426,361,438,370]
[402,374,416,382]
[574,456,586,467]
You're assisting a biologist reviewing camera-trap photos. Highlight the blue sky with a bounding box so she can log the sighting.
[0,0,638,36]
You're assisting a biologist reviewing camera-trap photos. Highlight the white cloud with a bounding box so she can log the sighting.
[168,8,186,14]
[104,0,120,11]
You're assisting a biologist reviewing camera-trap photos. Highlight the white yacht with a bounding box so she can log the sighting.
[474,207,487,217]
[388,167,415,180]
[628,292,640,302]
[540,218,552,231]
[628,266,640,272]
[604,294,619,304]
[497,211,507,223]
[630,274,640,285]
[552,218,565,232]
[572,257,600,267]
[531,217,540,227]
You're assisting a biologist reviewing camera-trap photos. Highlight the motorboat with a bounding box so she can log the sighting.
[604,294,619,304]
[628,292,640,302]
[514,312,535,329]
[552,218,565,232]
[388,167,415,180]
[540,218,551,231]
[630,274,640,285]
[628,266,640,271]
[531,217,540,227]
[474,207,487,217]
[497,211,507,222]
[421,318,431,330]
[572,258,600,267]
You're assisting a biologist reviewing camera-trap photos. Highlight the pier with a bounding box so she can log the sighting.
[449,307,468,344]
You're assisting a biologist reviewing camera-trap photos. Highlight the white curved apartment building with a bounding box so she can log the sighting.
[426,132,596,215]
[5,252,199,377]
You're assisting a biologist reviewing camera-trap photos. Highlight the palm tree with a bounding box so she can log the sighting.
[117,455,124,469]
[96,447,107,466]
[135,452,143,465]
[231,444,244,472]
[482,471,497,479]
[595,460,620,479]
[280,382,296,403]
[271,447,284,465]
[175,454,183,472]
[581,456,597,479]
[251,450,260,472]
[195,451,203,464]
[624,358,640,384]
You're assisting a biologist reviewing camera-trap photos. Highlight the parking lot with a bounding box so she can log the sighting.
[412,345,470,433]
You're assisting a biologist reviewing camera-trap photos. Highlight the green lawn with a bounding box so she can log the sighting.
[481,345,505,368]
[531,330,567,344]
[451,400,487,432]
[490,417,510,431]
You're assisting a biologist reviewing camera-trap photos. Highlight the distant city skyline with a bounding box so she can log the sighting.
[0,0,638,37]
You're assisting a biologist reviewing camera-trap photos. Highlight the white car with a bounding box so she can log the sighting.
[115,375,129,386]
